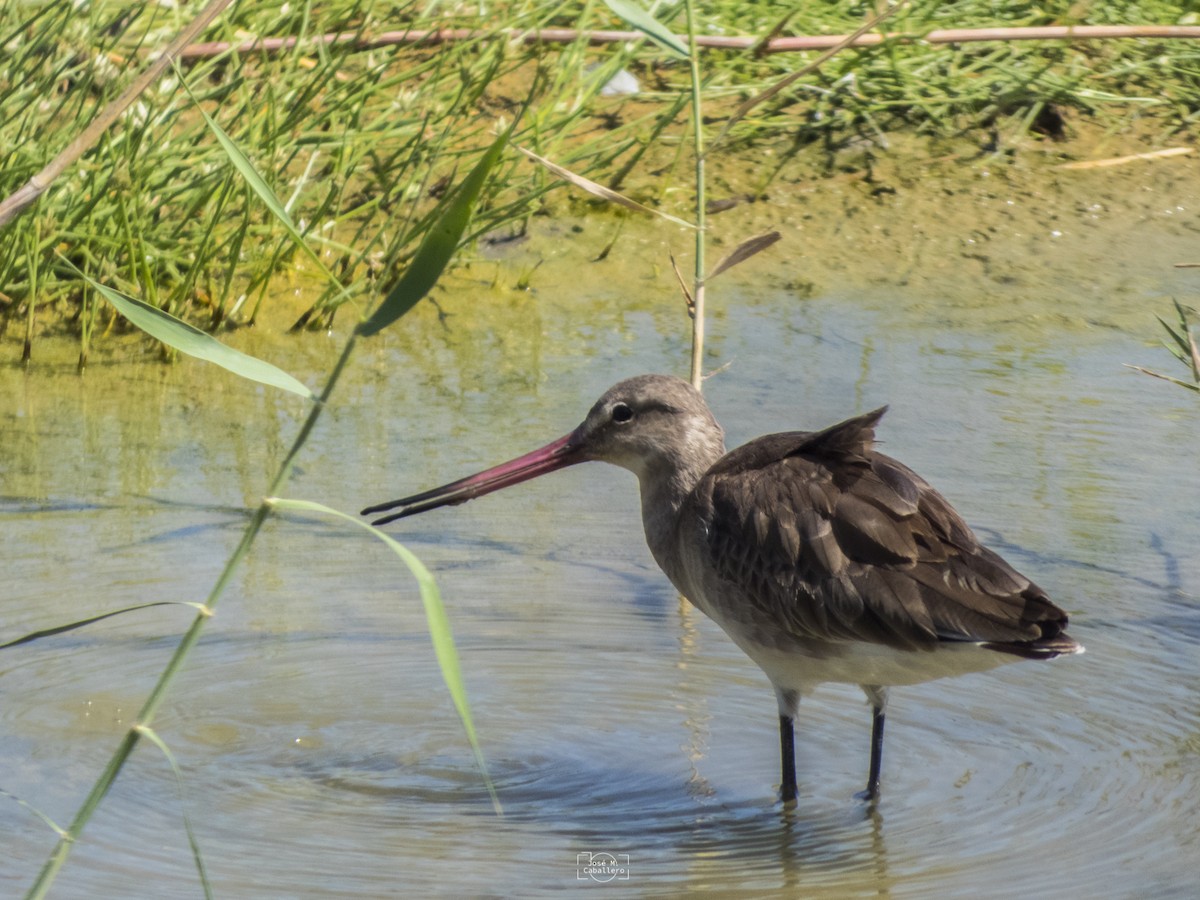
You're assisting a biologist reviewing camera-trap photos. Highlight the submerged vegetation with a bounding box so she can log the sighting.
[1129,298,1200,392]
[2,1,1199,361]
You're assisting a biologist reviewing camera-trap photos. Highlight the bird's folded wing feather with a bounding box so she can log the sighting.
[694,408,1068,651]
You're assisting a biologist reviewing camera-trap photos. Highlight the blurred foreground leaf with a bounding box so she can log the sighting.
[357,130,508,338]
[83,274,314,399]
[603,0,689,59]
[268,498,501,814]
[0,601,202,650]
[136,727,212,899]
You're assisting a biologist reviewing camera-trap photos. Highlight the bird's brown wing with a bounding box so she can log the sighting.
[693,408,1070,652]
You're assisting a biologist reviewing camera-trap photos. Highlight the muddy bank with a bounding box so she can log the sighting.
[488,122,1198,340]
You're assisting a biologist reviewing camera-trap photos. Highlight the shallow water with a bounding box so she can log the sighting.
[3,211,1200,896]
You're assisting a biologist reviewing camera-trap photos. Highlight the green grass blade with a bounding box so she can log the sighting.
[0,788,68,840]
[26,333,358,897]
[1157,314,1191,359]
[357,131,509,338]
[1171,298,1200,381]
[174,63,356,310]
[78,272,314,399]
[136,727,213,900]
[0,601,203,650]
[1125,364,1200,392]
[266,498,501,814]
[603,0,689,60]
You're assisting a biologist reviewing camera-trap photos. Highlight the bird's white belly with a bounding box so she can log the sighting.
[739,635,1015,694]
[690,594,1016,694]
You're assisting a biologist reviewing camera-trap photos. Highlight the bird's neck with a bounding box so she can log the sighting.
[635,427,725,593]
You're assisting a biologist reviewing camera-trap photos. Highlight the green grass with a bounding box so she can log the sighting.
[1,0,1198,361]
[1128,298,1200,392]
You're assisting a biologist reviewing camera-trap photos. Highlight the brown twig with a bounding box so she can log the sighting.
[178,24,1200,61]
[1058,147,1193,169]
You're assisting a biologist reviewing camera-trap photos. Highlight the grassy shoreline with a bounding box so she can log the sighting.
[2,1,1197,357]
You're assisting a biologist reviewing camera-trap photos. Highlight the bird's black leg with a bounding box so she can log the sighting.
[855,684,887,802]
[779,714,797,803]
[865,703,885,801]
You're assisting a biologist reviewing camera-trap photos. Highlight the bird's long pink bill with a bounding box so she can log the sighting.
[362,431,583,526]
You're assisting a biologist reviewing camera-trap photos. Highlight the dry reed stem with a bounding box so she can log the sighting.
[0,0,236,229]
[178,24,1200,61]
[1057,147,1194,169]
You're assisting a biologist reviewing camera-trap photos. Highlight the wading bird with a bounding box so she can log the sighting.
[363,374,1082,803]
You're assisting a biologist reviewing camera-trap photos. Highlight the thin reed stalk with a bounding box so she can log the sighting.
[178,24,1200,60]
[25,332,358,898]
[684,0,706,392]
[25,117,509,896]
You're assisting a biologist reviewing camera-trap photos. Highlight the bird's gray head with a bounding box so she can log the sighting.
[360,374,727,525]
[571,374,726,481]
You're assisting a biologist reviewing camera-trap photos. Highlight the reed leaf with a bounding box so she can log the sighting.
[1157,299,1200,380]
[135,726,213,900]
[82,274,315,399]
[668,250,693,313]
[176,63,356,311]
[0,602,203,650]
[517,145,696,228]
[0,789,67,840]
[1124,364,1200,393]
[603,0,689,60]
[708,230,781,280]
[29,257,424,892]
[266,498,501,815]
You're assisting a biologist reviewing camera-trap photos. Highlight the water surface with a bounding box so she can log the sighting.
[2,211,1198,897]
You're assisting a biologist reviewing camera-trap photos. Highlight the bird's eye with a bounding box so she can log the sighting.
[612,402,633,423]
